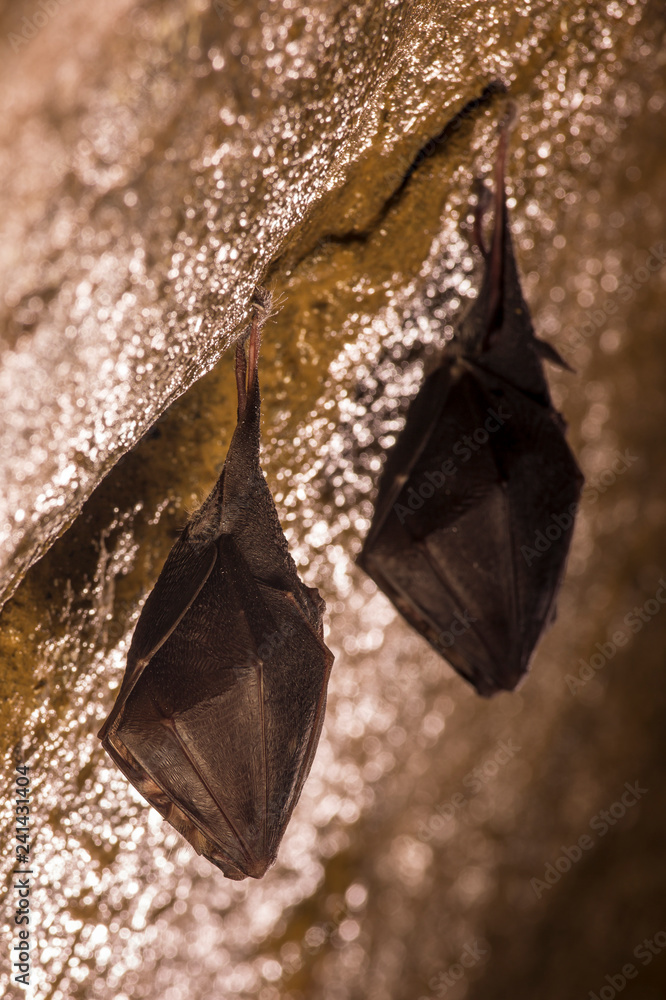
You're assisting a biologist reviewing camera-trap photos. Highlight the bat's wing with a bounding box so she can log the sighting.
[360,364,453,558]
[103,533,332,880]
[101,290,334,879]
[360,370,512,694]
[483,373,584,668]
[360,371,582,695]
[254,583,334,859]
[360,111,583,694]
[98,528,217,740]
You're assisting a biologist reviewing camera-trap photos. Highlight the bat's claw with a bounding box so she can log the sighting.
[235,286,274,418]
[500,98,518,135]
[472,179,493,257]
[251,284,273,318]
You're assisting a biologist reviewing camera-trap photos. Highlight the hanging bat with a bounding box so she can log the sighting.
[358,108,584,697]
[99,288,334,879]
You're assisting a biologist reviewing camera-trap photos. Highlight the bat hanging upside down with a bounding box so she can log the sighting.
[99,289,334,879]
[358,108,584,696]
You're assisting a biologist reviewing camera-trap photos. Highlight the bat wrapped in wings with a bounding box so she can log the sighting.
[358,109,584,696]
[99,289,334,879]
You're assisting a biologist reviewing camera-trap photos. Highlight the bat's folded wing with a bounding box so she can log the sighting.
[362,365,453,554]
[103,534,332,880]
[488,385,583,670]
[98,530,217,739]
[363,489,523,696]
[104,661,270,878]
[254,584,333,859]
[360,374,582,695]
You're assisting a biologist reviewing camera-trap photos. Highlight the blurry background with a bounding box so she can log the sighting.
[1,1,665,998]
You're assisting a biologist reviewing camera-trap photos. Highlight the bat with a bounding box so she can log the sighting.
[358,108,584,696]
[99,288,334,879]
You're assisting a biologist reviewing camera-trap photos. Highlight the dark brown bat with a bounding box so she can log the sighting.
[358,110,584,697]
[99,289,334,879]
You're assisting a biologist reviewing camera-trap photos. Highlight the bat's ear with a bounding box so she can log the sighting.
[535,337,575,372]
